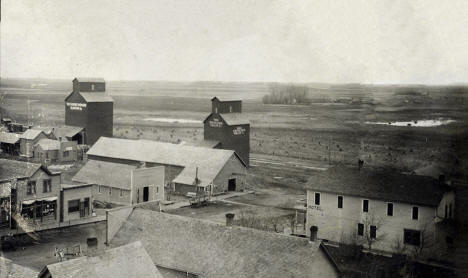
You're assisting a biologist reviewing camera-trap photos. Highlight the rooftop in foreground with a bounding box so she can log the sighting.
[110,208,332,278]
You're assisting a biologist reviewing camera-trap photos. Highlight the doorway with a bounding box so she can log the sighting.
[143,187,149,202]
[228,179,236,191]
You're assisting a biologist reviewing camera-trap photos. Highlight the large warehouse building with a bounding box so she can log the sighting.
[85,137,247,195]
[203,97,250,167]
[64,78,113,146]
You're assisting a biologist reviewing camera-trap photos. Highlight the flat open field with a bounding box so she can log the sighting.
[2,80,468,210]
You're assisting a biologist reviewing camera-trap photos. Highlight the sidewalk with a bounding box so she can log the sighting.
[0,215,106,237]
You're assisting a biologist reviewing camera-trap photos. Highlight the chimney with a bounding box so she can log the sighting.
[225,213,235,226]
[195,167,199,185]
[358,159,364,171]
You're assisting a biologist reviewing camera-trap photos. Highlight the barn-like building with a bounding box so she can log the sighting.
[64,78,113,146]
[203,97,250,167]
[85,137,247,195]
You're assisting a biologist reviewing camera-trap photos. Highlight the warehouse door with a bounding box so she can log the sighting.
[228,179,236,191]
[143,187,149,202]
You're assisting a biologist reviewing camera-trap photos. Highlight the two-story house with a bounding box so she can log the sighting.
[306,165,455,256]
[0,159,61,231]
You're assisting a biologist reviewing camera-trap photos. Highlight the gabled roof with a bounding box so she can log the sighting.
[74,77,105,83]
[0,257,38,278]
[41,241,162,278]
[72,160,136,190]
[79,92,114,102]
[0,132,20,144]
[19,129,45,140]
[53,125,84,139]
[306,165,450,207]
[203,112,250,125]
[219,113,250,125]
[87,137,245,187]
[0,159,43,181]
[111,209,329,278]
[35,139,60,151]
[211,96,242,102]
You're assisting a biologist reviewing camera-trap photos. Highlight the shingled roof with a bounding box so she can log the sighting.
[110,209,334,278]
[53,125,84,139]
[0,257,38,278]
[41,241,163,278]
[0,159,42,181]
[0,132,20,144]
[87,137,245,187]
[72,160,136,190]
[19,129,44,140]
[306,165,449,207]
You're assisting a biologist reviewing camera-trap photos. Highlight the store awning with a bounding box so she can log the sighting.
[42,196,57,202]
[22,200,35,205]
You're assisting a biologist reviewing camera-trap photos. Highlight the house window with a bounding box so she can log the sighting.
[215,107,218,113]
[27,181,36,195]
[412,206,418,220]
[314,193,320,205]
[229,106,232,112]
[449,204,452,218]
[156,186,159,194]
[337,196,343,209]
[404,229,421,246]
[387,203,393,216]
[363,199,369,212]
[357,223,364,236]
[43,179,52,193]
[445,204,448,218]
[91,84,95,91]
[68,199,80,213]
[98,185,102,193]
[370,225,377,239]
[63,150,70,158]
[120,189,123,197]
[109,187,112,196]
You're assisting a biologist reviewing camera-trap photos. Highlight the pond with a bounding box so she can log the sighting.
[365,118,456,127]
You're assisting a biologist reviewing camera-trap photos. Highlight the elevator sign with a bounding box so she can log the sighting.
[66,102,86,111]
[233,126,246,135]
[209,118,223,128]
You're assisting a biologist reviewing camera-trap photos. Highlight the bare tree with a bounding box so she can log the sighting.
[358,213,386,250]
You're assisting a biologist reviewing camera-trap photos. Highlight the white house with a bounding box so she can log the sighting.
[306,165,455,255]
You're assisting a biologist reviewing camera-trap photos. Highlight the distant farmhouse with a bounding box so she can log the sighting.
[39,241,163,278]
[305,165,455,255]
[203,97,250,167]
[83,137,247,197]
[65,78,113,146]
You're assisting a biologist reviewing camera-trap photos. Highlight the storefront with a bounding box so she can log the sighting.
[0,183,11,228]
[20,197,57,223]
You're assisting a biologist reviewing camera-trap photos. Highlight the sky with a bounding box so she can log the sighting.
[1,0,468,84]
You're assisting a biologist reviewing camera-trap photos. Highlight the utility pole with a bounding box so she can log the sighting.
[328,137,331,165]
